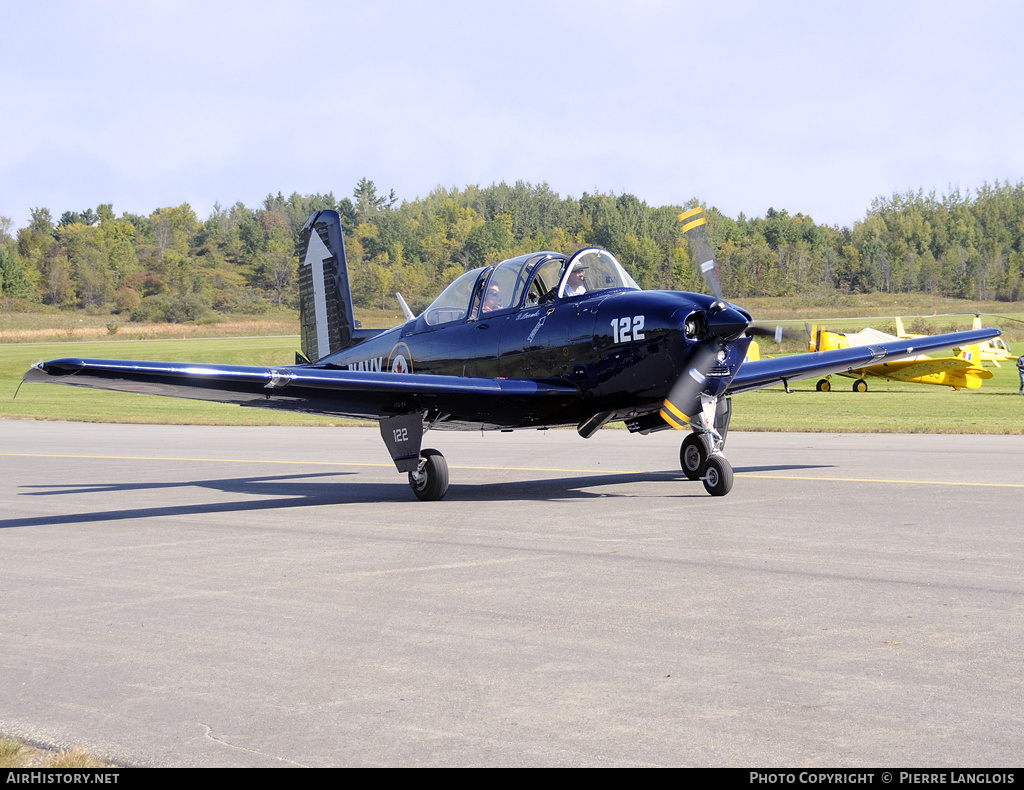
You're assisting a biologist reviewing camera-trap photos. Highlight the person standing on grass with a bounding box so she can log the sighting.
[1017,354,1024,395]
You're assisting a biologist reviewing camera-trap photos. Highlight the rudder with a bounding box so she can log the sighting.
[298,210,357,363]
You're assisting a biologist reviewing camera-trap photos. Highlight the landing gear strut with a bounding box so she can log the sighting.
[678,394,735,496]
[408,449,449,501]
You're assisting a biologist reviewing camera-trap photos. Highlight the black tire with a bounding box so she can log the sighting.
[702,455,734,497]
[680,433,707,481]
[816,379,830,392]
[853,379,867,392]
[408,449,449,501]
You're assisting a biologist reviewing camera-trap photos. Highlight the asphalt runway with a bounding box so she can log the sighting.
[1,420,1021,767]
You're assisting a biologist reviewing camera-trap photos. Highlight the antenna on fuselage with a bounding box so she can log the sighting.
[396,292,416,322]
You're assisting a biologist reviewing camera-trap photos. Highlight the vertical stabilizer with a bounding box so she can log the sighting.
[298,210,357,362]
[958,343,982,365]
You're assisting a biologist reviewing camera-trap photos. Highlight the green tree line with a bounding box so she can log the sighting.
[2,179,1023,323]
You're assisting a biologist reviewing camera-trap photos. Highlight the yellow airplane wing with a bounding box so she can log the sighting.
[858,350,992,389]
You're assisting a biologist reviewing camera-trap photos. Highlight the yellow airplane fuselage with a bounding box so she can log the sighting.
[810,328,992,390]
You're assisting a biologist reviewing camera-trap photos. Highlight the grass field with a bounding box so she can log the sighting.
[3,328,1022,433]
[2,335,352,426]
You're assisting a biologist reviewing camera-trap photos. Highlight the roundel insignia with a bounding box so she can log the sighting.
[389,343,413,373]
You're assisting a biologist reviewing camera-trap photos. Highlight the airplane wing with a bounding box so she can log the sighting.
[726,328,1000,394]
[21,358,580,426]
[863,357,993,381]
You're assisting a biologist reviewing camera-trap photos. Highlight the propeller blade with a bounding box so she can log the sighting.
[748,323,803,343]
[679,207,725,305]
[700,259,725,306]
[660,343,720,430]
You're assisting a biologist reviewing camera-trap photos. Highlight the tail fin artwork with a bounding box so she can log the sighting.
[957,343,982,365]
[297,210,359,363]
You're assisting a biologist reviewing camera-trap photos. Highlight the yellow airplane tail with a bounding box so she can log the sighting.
[896,317,907,337]
[957,343,980,364]
[955,344,994,388]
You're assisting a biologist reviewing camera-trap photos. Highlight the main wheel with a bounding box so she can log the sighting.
[702,455,734,497]
[680,433,708,481]
[853,379,867,392]
[816,379,831,392]
[408,449,449,501]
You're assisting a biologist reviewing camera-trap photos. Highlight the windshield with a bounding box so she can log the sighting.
[558,248,640,298]
[423,267,488,326]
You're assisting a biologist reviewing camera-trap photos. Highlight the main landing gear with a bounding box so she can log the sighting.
[380,414,449,501]
[408,449,449,501]
[816,376,868,392]
[679,432,733,496]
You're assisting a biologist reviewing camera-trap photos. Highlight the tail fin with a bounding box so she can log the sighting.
[957,343,983,366]
[973,313,982,331]
[895,317,907,337]
[298,210,358,363]
[956,343,994,387]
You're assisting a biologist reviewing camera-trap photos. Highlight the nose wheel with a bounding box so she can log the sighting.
[680,433,734,496]
[701,455,734,496]
[408,449,449,501]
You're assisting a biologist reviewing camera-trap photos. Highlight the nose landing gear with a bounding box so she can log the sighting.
[679,425,734,497]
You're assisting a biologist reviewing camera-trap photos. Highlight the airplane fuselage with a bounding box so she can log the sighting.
[320,288,753,429]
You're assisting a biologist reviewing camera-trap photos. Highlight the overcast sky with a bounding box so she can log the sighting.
[2,0,1022,231]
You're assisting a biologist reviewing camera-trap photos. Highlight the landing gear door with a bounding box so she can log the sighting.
[379,414,424,473]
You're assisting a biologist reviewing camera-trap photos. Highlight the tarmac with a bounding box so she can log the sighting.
[1,421,1021,767]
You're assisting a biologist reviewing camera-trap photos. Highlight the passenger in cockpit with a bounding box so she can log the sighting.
[482,284,502,313]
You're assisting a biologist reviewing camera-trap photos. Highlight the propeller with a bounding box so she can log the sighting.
[661,208,752,430]
[660,341,721,429]
[748,323,785,344]
[680,207,789,344]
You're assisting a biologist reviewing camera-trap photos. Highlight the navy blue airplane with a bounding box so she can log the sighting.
[23,209,1000,500]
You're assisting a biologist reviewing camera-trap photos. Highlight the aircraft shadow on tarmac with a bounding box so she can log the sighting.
[4,463,833,530]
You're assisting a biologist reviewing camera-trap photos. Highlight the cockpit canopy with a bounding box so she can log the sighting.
[422,248,640,327]
[557,248,640,299]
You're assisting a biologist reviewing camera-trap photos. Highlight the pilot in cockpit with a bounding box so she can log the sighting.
[566,265,588,296]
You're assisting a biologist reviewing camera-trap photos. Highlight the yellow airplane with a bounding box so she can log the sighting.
[808,324,992,392]
[894,317,926,339]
